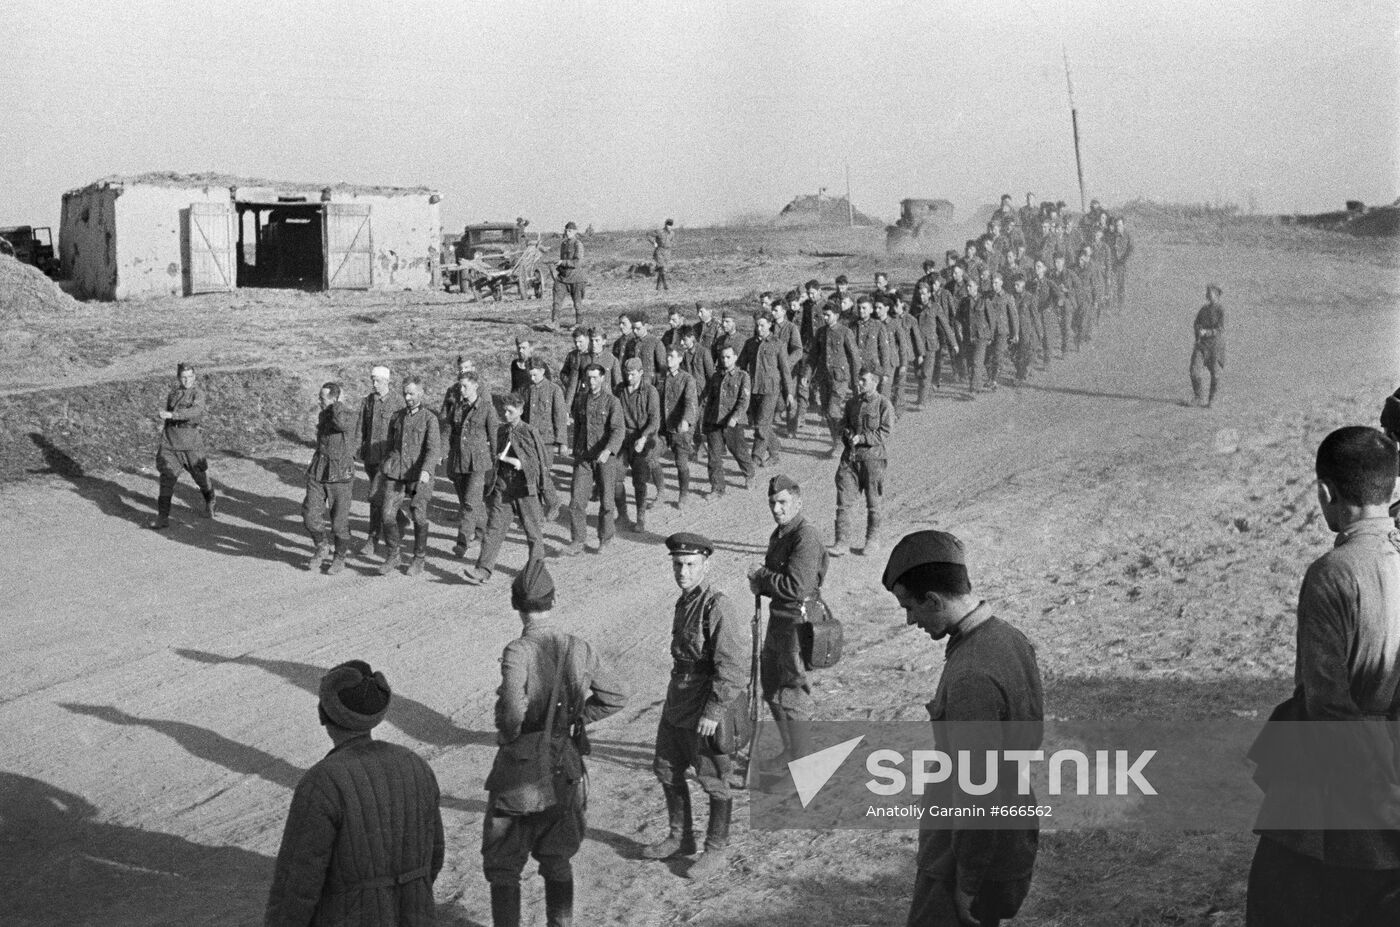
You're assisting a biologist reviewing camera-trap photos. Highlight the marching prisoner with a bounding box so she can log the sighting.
[644,532,747,878]
[811,301,861,454]
[523,357,568,472]
[355,365,404,557]
[614,357,661,533]
[627,311,667,388]
[657,346,699,511]
[748,475,828,770]
[913,278,959,406]
[376,376,439,576]
[462,391,557,586]
[834,368,893,555]
[443,368,498,559]
[559,327,592,410]
[483,562,627,927]
[1246,426,1400,926]
[303,382,355,576]
[265,660,444,927]
[585,327,623,393]
[850,296,891,398]
[881,530,1044,927]
[509,335,551,395]
[870,297,900,408]
[1189,284,1226,408]
[740,313,794,469]
[711,311,740,365]
[149,362,217,529]
[551,221,586,327]
[771,299,805,437]
[693,301,721,355]
[566,363,624,555]
[702,344,755,496]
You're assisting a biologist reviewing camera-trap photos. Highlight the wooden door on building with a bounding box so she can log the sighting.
[185,202,236,294]
[324,204,373,290]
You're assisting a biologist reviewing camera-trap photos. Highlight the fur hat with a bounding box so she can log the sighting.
[318,660,392,731]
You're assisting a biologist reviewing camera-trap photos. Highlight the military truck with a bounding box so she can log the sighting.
[0,225,60,277]
[885,199,955,253]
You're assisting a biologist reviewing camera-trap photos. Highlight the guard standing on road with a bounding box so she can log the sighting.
[376,376,440,577]
[303,382,356,575]
[643,532,747,878]
[355,365,404,558]
[1189,284,1226,408]
[551,221,586,327]
[833,368,893,556]
[881,531,1044,927]
[565,364,625,555]
[482,562,628,927]
[149,362,217,529]
[747,475,828,770]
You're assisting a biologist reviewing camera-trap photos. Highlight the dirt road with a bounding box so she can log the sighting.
[2,219,1397,926]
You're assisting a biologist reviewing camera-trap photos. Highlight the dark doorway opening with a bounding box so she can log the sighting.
[235,202,325,289]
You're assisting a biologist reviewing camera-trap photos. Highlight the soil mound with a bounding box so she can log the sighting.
[775,193,880,227]
[0,253,82,323]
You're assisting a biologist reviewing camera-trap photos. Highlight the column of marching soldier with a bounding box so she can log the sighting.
[149,196,1137,927]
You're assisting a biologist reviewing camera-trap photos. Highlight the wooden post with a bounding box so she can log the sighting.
[1063,47,1087,215]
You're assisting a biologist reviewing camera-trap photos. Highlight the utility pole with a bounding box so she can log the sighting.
[1063,46,1087,214]
[845,162,854,228]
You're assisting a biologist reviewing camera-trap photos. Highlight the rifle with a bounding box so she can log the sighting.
[743,594,765,789]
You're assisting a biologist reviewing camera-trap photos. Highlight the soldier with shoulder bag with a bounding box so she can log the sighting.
[644,532,749,880]
[747,475,835,773]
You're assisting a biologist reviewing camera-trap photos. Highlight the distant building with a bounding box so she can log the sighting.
[774,192,880,228]
[60,172,442,300]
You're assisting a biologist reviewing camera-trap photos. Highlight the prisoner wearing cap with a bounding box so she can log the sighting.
[565,221,578,230]
[511,559,556,612]
[371,365,391,379]
[768,474,799,496]
[318,659,392,731]
[665,531,714,558]
[880,529,967,592]
[177,362,194,375]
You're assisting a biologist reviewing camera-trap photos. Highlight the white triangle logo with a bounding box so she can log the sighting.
[789,735,866,808]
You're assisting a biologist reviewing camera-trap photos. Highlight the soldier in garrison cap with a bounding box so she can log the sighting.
[266,660,444,927]
[1189,284,1226,408]
[355,364,405,558]
[643,533,747,879]
[149,362,217,529]
[747,475,828,771]
[303,381,356,575]
[483,562,628,927]
[881,531,1044,927]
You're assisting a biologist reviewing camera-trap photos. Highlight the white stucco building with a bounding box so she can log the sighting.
[59,173,442,300]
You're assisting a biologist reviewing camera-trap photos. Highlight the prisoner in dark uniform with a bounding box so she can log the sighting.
[442,369,498,559]
[834,369,893,555]
[558,327,593,411]
[881,531,1044,927]
[913,281,959,405]
[693,302,722,356]
[566,364,625,555]
[739,313,793,469]
[644,532,747,880]
[614,358,661,532]
[376,377,440,577]
[586,328,624,394]
[850,297,892,398]
[701,345,755,495]
[523,357,568,472]
[1011,275,1041,384]
[483,562,627,927]
[355,364,405,557]
[303,382,356,575]
[810,303,861,452]
[748,475,828,769]
[1190,284,1226,408]
[149,362,216,529]
[658,347,699,510]
[551,221,586,326]
[462,391,557,586]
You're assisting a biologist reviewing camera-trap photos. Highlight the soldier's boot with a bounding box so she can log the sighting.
[407,554,426,576]
[357,535,378,559]
[307,537,331,570]
[634,500,647,533]
[687,798,733,879]
[917,381,929,408]
[544,879,574,927]
[643,783,696,859]
[377,547,401,576]
[489,883,521,927]
[325,537,347,575]
[202,487,217,519]
[148,494,173,530]
[758,716,792,773]
[864,513,882,557]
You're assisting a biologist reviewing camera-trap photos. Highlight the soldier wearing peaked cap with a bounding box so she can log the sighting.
[644,532,747,880]
[747,475,828,771]
[265,660,444,927]
[483,561,629,927]
[881,531,1044,927]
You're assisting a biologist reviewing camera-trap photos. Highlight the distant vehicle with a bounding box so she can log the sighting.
[885,199,955,253]
[0,225,60,277]
[440,221,544,301]
[455,221,527,262]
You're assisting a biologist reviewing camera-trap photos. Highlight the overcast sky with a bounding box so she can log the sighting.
[4,0,1397,232]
